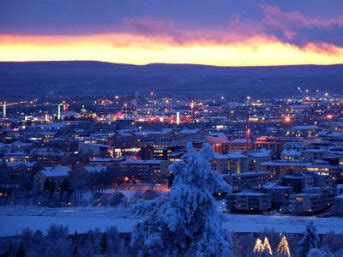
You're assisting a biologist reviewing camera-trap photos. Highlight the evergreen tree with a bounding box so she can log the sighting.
[168,172,174,188]
[71,231,79,244]
[61,178,70,193]
[100,233,108,255]
[298,222,321,257]
[72,245,79,257]
[16,243,25,257]
[20,228,34,249]
[131,143,233,257]
[32,230,46,254]
[231,233,242,257]
[106,227,120,255]
[2,240,13,257]
[307,248,334,257]
[71,231,79,257]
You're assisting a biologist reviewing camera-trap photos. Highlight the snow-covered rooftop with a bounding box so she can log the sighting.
[247,149,271,158]
[6,161,36,167]
[41,166,71,177]
[282,149,303,156]
[84,165,107,173]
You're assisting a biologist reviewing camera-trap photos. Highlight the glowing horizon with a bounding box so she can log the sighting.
[0,33,342,66]
[2,1,343,66]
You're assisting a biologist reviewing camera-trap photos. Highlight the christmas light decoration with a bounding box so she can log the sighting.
[263,237,273,255]
[277,235,291,257]
[254,238,264,253]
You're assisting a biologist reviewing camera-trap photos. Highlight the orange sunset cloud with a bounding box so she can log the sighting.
[0,33,342,66]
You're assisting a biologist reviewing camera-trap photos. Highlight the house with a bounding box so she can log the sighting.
[260,160,310,178]
[262,182,292,210]
[5,161,36,172]
[246,149,272,171]
[303,149,326,161]
[206,132,227,153]
[222,139,255,153]
[78,142,112,157]
[34,166,71,190]
[119,159,169,182]
[255,136,286,157]
[3,150,31,162]
[289,193,326,215]
[31,148,65,166]
[281,149,303,161]
[223,172,272,192]
[227,191,272,213]
[280,173,314,193]
[212,153,248,174]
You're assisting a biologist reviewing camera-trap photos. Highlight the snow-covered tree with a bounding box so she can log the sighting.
[307,248,334,257]
[298,222,321,257]
[232,233,243,257]
[46,225,71,257]
[131,143,233,257]
[334,249,343,257]
[321,232,343,254]
[16,243,25,257]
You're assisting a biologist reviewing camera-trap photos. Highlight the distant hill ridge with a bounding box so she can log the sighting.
[0,61,342,98]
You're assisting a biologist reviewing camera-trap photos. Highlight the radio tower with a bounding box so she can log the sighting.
[57,103,62,121]
[2,102,6,118]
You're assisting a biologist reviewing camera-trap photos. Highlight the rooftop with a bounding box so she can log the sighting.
[41,166,71,177]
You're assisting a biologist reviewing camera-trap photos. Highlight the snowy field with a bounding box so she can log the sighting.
[0,206,342,236]
[222,214,343,235]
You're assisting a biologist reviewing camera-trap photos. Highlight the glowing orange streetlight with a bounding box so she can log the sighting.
[284,116,292,123]
[326,114,333,120]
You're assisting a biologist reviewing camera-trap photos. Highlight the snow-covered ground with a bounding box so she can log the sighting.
[0,206,342,236]
[222,214,343,235]
[0,206,136,236]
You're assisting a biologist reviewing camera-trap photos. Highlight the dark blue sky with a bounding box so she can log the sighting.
[1,0,342,46]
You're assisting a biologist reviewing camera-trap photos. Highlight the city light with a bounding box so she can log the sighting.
[284,116,292,123]
[0,1,342,255]
[326,114,333,120]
